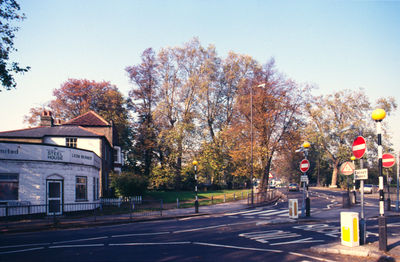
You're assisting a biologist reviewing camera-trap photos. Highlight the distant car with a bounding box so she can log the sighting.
[288,183,299,191]
[364,184,378,194]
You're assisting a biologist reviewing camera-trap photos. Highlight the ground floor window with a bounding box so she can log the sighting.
[0,173,19,201]
[93,177,99,200]
[76,176,87,201]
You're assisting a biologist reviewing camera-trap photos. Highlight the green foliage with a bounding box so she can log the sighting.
[0,0,30,90]
[111,172,148,197]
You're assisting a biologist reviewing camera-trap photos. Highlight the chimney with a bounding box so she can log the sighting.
[41,110,54,127]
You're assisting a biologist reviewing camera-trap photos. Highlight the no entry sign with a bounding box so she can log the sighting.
[382,153,396,168]
[300,159,310,173]
[352,136,366,159]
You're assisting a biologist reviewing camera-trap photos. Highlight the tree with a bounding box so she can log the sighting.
[126,48,159,177]
[0,0,30,90]
[226,59,307,192]
[305,89,397,188]
[24,79,132,148]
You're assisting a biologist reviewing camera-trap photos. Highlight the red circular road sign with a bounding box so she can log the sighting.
[382,153,396,168]
[352,136,366,159]
[300,159,310,173]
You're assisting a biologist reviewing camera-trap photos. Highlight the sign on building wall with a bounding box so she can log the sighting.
[0,142,100,169]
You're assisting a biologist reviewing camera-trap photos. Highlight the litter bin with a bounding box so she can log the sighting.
[288,199,298,219]
[341,212,359,247]
[342,192,350,208]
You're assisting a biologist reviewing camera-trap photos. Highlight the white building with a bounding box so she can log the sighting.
[0,142,100,215]
[0,110,123,215]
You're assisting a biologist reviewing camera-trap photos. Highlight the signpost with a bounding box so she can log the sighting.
[352,136,367,245]
[382,153,396,211]
[299,158,310,217]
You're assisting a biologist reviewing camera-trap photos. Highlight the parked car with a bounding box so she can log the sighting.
[364,184,378,194]
[288,183,299,191]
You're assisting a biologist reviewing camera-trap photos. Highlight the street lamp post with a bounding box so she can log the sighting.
[372,108,387,251]
[193,160,199,213]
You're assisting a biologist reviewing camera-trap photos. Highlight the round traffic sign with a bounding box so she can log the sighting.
[382,153,396,168]
[340,161,355,176]
[352,136,366,159]
[300,159,310,173]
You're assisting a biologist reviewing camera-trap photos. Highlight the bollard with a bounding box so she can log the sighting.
[224,194,226,203]
[211,195,213,204]
[177,198,179,209]
[160,199,163,216]
[233,193,236,201]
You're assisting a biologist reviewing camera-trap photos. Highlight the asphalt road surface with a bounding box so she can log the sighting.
[1,188,396,262]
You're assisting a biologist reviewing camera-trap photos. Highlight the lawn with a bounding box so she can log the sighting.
[144,189,251,205]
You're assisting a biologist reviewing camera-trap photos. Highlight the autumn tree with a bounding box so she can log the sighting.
[305,89,397,188]
[0,0,30,90]
[226,59,307,191]
[24,79,132,148]
[126,48,159,177]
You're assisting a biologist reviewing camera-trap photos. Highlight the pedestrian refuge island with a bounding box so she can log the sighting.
[288,199,298,219]
[341,212,359,247]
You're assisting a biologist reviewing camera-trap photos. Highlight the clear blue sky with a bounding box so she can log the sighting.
[2,0,400,148]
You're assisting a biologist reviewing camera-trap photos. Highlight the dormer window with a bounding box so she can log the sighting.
[66,138,77,148]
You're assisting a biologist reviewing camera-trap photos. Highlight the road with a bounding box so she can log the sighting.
[1,188,398,262]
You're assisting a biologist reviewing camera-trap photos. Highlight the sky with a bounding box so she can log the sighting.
[1,0,400,148]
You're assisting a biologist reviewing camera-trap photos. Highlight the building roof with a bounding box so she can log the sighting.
[0,125,103,139]
[64,111,110,126]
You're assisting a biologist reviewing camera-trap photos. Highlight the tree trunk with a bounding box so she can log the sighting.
[330,162,339,187]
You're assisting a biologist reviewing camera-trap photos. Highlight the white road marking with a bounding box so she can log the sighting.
[49,244,105,249]
[225,209,263,216]
[52,236,108,244]
[111,232,169,238]
[0,247,44,255]
[258,210,288,216]
[173,222,251,233]
[109,241,191,246]
[270,237,324,245]
[193,242,283,253]
[0,243,50,249]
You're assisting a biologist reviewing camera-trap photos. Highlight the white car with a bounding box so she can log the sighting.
[364,184,377,194]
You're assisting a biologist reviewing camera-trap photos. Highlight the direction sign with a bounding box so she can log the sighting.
[340,161,355,176]
[354,169,368,180]
[300,175,309,183]
[382,153,396,168]
[300,159,310,173]
[352,136,366,159]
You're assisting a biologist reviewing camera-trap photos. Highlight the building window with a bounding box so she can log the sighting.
[66,138,77,148]
[75,176,87,201]
[0,173,19,201]
[93,177,99,200]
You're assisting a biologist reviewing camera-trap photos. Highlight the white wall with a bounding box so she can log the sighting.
[44,137,102,157]
[0,160,100,205]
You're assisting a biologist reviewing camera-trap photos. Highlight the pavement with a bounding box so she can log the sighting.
[1,189,400,261]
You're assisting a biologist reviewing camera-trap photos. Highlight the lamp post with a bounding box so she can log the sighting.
[193,160,199,213]
[372,108,387,251]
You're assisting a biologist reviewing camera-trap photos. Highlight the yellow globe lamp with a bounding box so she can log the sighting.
[192,160,198,166]
[371,108,386,121]
[351,156,356,161]
[302,141,311,148]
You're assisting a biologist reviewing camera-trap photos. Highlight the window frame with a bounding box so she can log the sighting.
[75,176,88,201]
[66,137,77,148]
[0,173,19,201]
